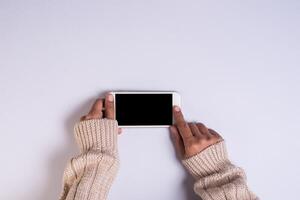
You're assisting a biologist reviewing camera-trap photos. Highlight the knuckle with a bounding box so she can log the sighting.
[187,122,194,128]
[196,122,205,127]
[197,123,208,130]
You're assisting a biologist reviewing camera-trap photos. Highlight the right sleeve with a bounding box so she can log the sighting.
[182,141,258,200]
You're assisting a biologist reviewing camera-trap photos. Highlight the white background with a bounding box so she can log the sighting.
[1,1,300,199]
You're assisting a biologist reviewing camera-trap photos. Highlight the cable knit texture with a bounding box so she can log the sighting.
[59,119,257,200]
[182,141,258,200]
[59,118,119,200]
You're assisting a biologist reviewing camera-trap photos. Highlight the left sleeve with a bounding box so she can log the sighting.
[59,118,119,200]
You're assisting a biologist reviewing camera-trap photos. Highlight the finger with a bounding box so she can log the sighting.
[105,93,115,119]
[87,98,104,118]
[188,123,203,138]
[169,125,185,158]
[80,114,97,121]
[196,122,213,139]
[173,106,193,140]
[208,128,223,139]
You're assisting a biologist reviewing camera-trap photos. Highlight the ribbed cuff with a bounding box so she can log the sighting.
[182,141,230,179]
[74,118,118,155]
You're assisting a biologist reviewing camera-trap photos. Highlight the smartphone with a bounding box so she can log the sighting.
[110,91,181,127]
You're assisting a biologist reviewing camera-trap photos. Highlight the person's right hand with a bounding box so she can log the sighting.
[169,106,223,158]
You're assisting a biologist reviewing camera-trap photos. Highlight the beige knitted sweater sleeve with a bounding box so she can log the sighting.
[59,118,256,200]
[59,118,119,200]
[182,141,258,200]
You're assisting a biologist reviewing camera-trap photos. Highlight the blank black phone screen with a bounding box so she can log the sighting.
[115,94,173,126]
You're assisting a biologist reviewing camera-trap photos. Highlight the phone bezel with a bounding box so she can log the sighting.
[110,91,181,128]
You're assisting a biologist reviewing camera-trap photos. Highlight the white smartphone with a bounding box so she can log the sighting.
[110,91,181,127]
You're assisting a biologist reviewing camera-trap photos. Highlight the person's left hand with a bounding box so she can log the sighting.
[80,93,122,134]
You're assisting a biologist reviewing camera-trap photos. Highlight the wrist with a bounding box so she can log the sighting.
[182,141,230,179]
[74,118,118,155]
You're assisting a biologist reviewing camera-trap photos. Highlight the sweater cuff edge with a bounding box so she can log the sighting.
[74,118,118,154]
[182,141,230,178]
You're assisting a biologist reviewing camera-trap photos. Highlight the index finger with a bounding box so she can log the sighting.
[173,106,193,139]
[88,98,104,118]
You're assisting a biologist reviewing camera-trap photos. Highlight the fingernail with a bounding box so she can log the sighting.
[174,106,181,112]
[107,94,113,102]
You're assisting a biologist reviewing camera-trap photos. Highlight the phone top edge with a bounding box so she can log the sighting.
[110,90,179,94]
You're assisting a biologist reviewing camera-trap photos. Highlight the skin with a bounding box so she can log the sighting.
[169,105,223,158]
[80,93,123,134]
[80,95,222,157]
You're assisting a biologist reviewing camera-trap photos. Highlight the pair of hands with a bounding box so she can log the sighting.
[81,93,223,158]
